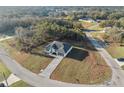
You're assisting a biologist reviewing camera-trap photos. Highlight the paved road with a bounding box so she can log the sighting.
[86,33,124,86]
[114,59,124,66]
[0,48,105,87]
[1,34,123,86]
[0,36,13,42]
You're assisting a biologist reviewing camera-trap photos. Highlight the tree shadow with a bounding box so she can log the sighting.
[90,38,107,48]
[83,29,99,32]
[60,37,97,51]
[66,48,89,61]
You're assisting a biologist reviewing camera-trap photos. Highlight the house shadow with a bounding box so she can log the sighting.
[66,48,89,61]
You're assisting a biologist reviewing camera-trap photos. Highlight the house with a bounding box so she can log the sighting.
[43,41,72,57]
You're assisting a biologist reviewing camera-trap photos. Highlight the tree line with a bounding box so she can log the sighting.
[15,18,85,53]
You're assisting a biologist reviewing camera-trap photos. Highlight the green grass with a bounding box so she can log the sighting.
[88,24,104,31]
[0,61,11,82]
[90,32,105,40]
[0,38,53,74]
[106,46,124,58]
[121,65,124,70]
[51,48,112,84]
[10,80,31,87]
[81,20,96,28]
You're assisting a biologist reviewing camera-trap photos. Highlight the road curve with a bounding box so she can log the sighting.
[86,32,124,86]
[0,48,105,87]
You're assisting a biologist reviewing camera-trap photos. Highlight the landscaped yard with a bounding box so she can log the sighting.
[106,45,124,58]
[10,80,31,87]
[0,39,53,74]
[81,20,96,28]
[121,65,124,70]
[0,60,11,82]
[51,47,112,84]
[90,31,105,40]
[88,24,104,31]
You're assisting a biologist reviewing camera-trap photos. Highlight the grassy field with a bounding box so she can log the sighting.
[121,65,124,70]
[88,24,104,31]
[10,80,31,87]
[51,47,112,84]
[106,45,124,58]
[0,39,53,74]
[91,32,105,40]
[0,60,11,82]
[91,31,124,58]
[81,20,96,28]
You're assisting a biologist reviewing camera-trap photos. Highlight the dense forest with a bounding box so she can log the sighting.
[0,6,124,35]
[15,19,85,52]
[0,6,124,51]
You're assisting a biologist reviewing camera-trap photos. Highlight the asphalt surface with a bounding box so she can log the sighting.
[0,48,105,87]
[86,33,124,86]
[1,33,124,86]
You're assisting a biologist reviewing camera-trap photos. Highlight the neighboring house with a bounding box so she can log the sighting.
[79,18,96,23]
[43,41,72,57]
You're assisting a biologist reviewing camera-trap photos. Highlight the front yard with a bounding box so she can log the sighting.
[106,45,124,58]
[81,20,96,28]
[51,47,112,84]
[88,24,104,31]
[0,37,112,85]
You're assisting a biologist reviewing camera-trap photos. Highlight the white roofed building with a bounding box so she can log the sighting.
[43,41,72,57]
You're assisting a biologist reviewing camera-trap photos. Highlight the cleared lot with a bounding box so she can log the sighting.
[0,39,53,74]
[51,48,112,84]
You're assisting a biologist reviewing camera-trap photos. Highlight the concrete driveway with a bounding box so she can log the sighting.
[0,48,105,87]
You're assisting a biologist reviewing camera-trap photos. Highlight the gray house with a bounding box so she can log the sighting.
[43,41,72,57]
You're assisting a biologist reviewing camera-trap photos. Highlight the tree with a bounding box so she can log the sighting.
[15,19,85,53]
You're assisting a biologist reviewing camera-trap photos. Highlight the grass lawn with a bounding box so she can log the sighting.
[106,45,124,58]
[51,47,112,84]
[0,39,53,74]
[0,60,11,82]
[10,80,31,87]
[88,24,104,31]
[81,20,96,28]
[91,32,105,41]
[121,65,124,70]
